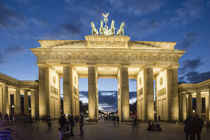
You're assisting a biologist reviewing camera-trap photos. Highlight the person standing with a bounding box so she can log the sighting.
[69,115,75,136]
[184,116,192,140]
[194,115,204,140]
[79,116,84,136]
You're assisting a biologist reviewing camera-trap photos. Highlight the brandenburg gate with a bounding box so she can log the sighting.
[31,14,185,121]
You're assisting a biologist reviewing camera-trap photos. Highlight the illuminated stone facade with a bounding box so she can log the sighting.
[0,73,38,119]
[30,35,185,121]
[179,80,210,121]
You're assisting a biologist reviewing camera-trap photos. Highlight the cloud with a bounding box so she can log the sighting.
[179,57,203,74]
[106,0,164,16]
[79,90,137,111]
[128,19,162,39]
[4,45,25,54]
[0,44,27,65]
[0,51,5,64]
[60,23,81,35]
[168,0,204,27]
[0,2,26,28]
[178,32,199,50]
[185,71,210,83]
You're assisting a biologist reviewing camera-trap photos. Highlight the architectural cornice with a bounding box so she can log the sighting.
[0,73,38,89]
[179,79,210,92]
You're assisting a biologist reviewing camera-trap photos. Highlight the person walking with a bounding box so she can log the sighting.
[79,116,84,136]
[132,116,137,133]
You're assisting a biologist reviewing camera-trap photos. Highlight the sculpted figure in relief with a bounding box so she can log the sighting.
[116,22,125,36]
[109,20,115,35]
[99,20,104,35]
[91,22,98,35]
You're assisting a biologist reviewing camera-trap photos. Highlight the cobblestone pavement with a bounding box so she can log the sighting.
[1,120,210,140]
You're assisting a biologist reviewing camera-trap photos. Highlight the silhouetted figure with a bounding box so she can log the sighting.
[116,116,119,124]
[184,116,193,140]
[46,116,51,129]
[194,115,204,140]
[206,120,210,132]
[59,115,68,131]
[4,113,9,124]
[9,114,14,124]
[79,116,84,136]
[69,115,75,136]
[132,116,137,132]
[0,112,3,122]
[147,120,152,131]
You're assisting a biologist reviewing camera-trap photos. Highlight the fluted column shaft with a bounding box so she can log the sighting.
[119,66,129,121]
[196,91,202,117]
[88,66,98,121]
[39,66,50,118]
[2,85,9,114]
[24,90,29,116]
[63,66,73,115]
[187,93,193,117]
[181,92,187,121]
[144,68,154,120]
[15,88,21,115]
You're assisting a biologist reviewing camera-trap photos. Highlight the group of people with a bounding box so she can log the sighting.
[147,120,162,131]
[0,112,14,124]
[184,115,204,140]
[59,114,84,137]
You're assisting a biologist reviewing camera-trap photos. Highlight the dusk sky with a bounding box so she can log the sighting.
[1,0,210,110]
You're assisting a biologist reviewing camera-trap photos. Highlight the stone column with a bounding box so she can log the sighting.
[15,88,21,115]
[181,92,187,121]
[24,90,29,116]
[119,66,130,121]
[196,90,202,117]
[88,65,98,121]
[167,68,179,121]
[207,90,210,121]
[187,93,193,117]
[31,89,38,119]
[39,66,50,118]
[2,85,9,114]
[63,66,73,115]
[144,67,154,121]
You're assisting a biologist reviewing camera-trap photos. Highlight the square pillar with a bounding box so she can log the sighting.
[181,92,187,121]
[2,85,9,114]
[118,66,129,121]
[15,88,21,115]
[38,66,50,118]
[63,66,73,115]
[88,65,98,121]
[144,67,154,121]
[196,90,202,117]
[24,90,29,116]
[167,68,179,121]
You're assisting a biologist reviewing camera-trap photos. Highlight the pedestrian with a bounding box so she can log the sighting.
[5,113,9,124]
[132,116,137,133]
[69,115,75,136]
[194,115,204,140]
[184,116,192,140]
[79,116,84,136]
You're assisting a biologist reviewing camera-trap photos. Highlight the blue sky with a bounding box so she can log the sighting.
[1,0,210,110]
